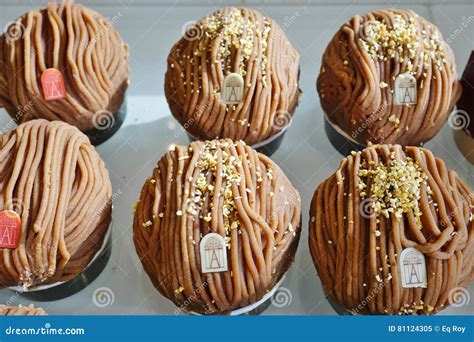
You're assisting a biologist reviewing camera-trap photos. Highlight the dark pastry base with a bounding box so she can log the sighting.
[253,130,287,157]
[324,116,366,156]
[16,233,112,301]
[85,100,127,146]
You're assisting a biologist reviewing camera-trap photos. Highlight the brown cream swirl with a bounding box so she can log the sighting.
[0,304,46,315]
[309,144,473,315]
[133,140,301,314]
[317,9,461,146]
[165,8,300,145]
[0,119,112,288]
[0,0,130,133]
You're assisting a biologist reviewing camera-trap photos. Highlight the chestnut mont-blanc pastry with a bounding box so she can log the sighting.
[0,0,130,141]
[134,139,301,314]
[309,144,473,315]
[0,119,112,289]
[317,9,461,146]
[165,7,300,146]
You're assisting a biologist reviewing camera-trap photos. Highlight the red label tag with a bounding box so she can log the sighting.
[0,210,21,249]
[41,68,67,101]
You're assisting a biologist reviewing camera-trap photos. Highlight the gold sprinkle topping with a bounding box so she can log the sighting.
[358,155,428,223]
[195,9,271,79]
[359,14,446,73]
[388,114,401,127]
[142,220,152,228]
[188,141,242,248]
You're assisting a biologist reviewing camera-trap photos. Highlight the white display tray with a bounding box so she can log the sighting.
[0,1,472,315]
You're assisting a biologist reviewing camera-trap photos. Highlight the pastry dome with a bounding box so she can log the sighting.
[0,304,46,315]
[0,119,112,288]
[317,9,461,146]
[0,1,130,133]
[165,7,300,146]
[309,144,473,315]
[133,139,301,314]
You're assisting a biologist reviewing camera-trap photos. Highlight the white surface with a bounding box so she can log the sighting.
[0,1,472,315]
